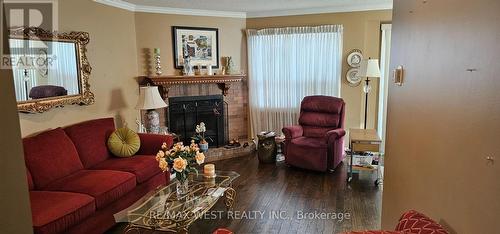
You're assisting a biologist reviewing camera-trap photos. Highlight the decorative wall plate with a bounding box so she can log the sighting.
[347,49,363,68]
[346,68,362,87]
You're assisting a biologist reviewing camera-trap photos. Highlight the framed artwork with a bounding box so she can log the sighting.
[172,26,219,69]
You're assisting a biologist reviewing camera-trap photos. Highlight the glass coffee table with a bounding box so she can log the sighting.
[115,171,240,233]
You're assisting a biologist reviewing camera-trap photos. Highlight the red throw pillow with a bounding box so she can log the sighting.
[396,210,449,234]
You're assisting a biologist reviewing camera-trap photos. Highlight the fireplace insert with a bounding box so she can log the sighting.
[168,95,227,147]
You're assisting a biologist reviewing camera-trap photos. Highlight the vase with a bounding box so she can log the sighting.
[145,110,160,134]
[199,142,209,152]
[183,57,195,76]
[176,179,189,197]
[207,65,213,75]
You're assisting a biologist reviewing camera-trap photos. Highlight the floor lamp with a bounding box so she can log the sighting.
[358,58,381,129]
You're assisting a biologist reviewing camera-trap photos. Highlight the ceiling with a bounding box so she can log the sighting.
[95,0,393,18]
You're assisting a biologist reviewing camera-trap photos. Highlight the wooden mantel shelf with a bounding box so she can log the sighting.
[143,74,246,97]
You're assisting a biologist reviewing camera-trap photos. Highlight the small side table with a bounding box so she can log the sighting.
[347,129,382,185]
[257,131,277,163]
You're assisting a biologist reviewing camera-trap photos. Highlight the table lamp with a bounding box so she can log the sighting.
[135,86,167,134]
[357,58,381,129]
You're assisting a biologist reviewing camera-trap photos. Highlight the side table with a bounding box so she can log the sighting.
[347,129,382,185]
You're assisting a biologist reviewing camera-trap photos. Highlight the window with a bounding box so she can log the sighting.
[247,25,343,135]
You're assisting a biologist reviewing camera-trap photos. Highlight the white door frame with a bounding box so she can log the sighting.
[378,24,392,152]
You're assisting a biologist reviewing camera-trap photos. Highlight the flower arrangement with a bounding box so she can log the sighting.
[192,122,208,144]
[156,141,205,183]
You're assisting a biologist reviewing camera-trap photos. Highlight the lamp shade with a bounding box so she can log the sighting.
[135,86,167,110]
[358,59,381,78]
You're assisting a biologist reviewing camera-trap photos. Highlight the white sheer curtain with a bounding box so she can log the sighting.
[247,25,343,136]
[49,41,79,95]
[9,39,37,101]
[9,39,79,101]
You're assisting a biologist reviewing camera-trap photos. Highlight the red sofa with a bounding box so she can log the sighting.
[283,95,346,172]
[343,210,449,234]
[23,118,174,234]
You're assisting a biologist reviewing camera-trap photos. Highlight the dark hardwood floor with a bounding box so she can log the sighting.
[108,153,382,234]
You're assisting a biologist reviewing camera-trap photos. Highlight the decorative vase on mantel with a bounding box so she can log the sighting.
[207,65,213,76]
[154,48,162,76]
[183,57,195,76]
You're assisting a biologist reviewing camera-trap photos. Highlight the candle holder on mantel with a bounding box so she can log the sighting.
[154,48,162,76]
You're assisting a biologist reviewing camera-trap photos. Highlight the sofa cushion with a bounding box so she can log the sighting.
[107,127,141,157]
[27,169,34,190]
[23,128,84,189]
[301,95,344,114]
[302,126,336,138]
[299,112,340,128]
[92,155,160,183]
[45,170,136,209]
[291,136,327,148]
[396,210,449,233]
[30,191,95,234]
[286,137,328,171]
[137,133,174,155]
[64,118,116,168]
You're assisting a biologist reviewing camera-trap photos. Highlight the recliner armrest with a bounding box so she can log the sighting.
[282,125,303,139]
[137,133,174,155]
[325,128,346,142]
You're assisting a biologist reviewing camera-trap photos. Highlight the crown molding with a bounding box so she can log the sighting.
[94,0,136,12]
[134,5,247,18]
[94,0,247,18]
[246,2,393,18]
[94,0,392,19]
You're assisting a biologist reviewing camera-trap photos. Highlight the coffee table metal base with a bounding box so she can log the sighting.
[123,189,237,234]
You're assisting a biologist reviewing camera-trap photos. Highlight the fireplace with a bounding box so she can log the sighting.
[168,95,227,147]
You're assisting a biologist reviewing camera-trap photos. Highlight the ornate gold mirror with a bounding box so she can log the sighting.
[8,27,94,113]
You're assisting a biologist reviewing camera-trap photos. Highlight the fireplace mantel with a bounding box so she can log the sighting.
[143,74,245,97]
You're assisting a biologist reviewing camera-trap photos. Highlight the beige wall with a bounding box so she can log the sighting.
[18,0,140,136]
[382,0,500,233]
[247,10,392,133]
[134,13,246,76]
[18,4,248,137]
[16,5,390,139]
[134,13,249,139]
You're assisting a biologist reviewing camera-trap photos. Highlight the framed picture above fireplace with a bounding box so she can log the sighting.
[172,26,219,69]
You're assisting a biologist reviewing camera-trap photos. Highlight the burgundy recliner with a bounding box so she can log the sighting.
[282,95,346,172]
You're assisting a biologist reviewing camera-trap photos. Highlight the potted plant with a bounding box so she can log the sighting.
[156,141,205,196]
[192,122,210,152]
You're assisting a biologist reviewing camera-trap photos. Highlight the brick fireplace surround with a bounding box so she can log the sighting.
[157,82,249,142]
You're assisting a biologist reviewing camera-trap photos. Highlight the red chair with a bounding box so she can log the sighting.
[282,95,345,172]
[343,210,449,234]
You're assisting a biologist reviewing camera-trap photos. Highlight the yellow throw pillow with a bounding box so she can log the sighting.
[107,127,141,157]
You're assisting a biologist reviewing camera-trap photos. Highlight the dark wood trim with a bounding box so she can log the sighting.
[143,74,245,97]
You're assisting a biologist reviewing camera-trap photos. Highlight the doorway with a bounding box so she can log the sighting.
[378,24,392,152]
